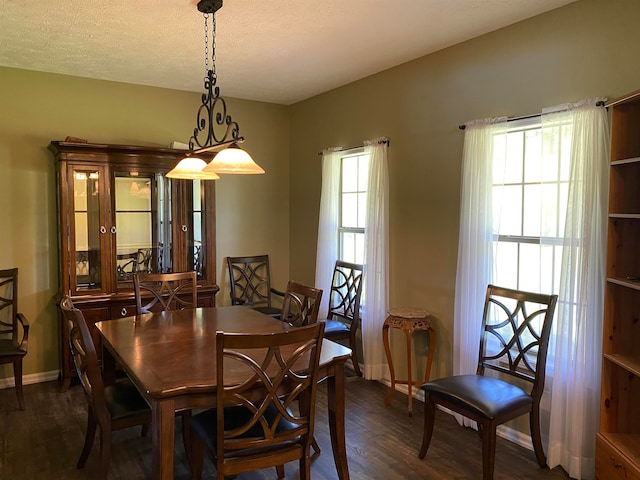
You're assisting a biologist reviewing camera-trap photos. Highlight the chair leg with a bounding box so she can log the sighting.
[189,433,205,480]
[276,464,285,478]
[311,437,321,454]
[181,410,192,466]
[530,405,547,467]
[299,450,312,480]
[480,422,497,480]
[350,332,362,377]
[418,398,436,459]
[98,424,112,480]
[13,359,25,410]
[77,409,97,468]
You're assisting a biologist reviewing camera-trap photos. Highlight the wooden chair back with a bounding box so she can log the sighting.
[133,271,197,314]
[281,280,323,327]
[0,268,29,410]
[478,284,558,398]
[215,323,324,477]
[0,268,22,342]
[327,261,363,333]
[60,296,107,416]
[227,255,277,308]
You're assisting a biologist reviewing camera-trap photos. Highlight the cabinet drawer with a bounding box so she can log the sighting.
[597,435,640,480]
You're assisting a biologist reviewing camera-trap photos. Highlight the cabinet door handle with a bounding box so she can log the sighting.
[120,307,128,317]
[182,225,188,232]
[100,226,107,234]
[110,226,117,234]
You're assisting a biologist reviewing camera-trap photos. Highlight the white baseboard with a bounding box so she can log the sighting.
[0,370,60,389]
[379,379,534,452]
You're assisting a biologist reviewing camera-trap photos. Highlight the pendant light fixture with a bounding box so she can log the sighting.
[167,0,264,180]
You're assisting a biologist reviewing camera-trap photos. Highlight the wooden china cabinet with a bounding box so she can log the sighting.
[596,90,640,480]
[49,141,219,390]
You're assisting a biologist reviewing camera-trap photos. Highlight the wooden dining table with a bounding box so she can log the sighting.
[95,305,352,480]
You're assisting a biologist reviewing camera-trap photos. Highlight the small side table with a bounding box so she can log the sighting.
[382,307,436,416]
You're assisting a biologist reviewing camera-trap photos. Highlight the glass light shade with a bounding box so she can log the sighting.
[166,157,220,180]
[202,144,265,174]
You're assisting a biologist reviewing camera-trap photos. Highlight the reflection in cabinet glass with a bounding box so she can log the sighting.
[50,141,219,390]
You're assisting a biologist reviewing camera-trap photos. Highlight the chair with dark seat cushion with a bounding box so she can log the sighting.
[188,323,325,480]
[133,271,197,314]
[418,284,558,480]
[280,280,323,327]
[60,296,151,479]
[0,268,29,410]
[320,261,363,376]
[226,255,285,317]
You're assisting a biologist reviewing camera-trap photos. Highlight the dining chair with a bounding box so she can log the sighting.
[226,255,285,317]
[418,284,558,480]
[188,322,325,480]
[319,260,364,376]
[280,280,323,327]
[0,268,29,410]
[60,296,151,479]
[133,270,198,461]
[133,270,197,314]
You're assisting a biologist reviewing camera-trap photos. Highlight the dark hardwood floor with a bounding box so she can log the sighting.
[0,377,571,479]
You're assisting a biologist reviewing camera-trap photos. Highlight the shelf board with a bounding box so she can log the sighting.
[609,213,640,219]
[599,432,640,469]
[607,277,640,291]
[604,353,640,377]
[611,156,640,166]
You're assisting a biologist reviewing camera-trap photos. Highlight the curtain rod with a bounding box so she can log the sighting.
[458,100,606,130]
[317,139,389,156]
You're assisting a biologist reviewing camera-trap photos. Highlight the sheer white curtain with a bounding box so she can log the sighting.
[545,99,609,479]
[362,138,389,380]
[315,148,341,319]
[453,118,507,427]
[455,101,608,477]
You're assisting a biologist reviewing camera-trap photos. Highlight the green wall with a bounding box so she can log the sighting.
[0,68,290,384]
[289,0,640,381]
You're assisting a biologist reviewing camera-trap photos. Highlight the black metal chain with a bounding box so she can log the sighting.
[203,13,209,76]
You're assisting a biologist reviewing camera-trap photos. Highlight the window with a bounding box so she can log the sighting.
[492,117,569,297]
[338,151,369,264]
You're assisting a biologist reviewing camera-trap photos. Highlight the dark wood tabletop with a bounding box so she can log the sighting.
[96,305,352,480]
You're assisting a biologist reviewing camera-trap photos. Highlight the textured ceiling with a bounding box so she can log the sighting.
[0,0,576,105]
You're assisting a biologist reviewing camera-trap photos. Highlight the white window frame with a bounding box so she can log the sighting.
[338,149,369,265]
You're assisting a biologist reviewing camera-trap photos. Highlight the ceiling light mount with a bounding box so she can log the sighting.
[167,0,264,179]
[197,0,223,14]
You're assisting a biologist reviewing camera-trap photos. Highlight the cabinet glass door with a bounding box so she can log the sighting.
[72,167,105,292]
[113,171,172,290]
[189,180,206,281]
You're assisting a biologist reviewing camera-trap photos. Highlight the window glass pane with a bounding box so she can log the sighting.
[493,241,517,286]
[559,124,572,181]
[357,192,367,228]
[355,233,365,264]
[519,243,542,292]
[504,131,523,184]
[524,128,543,183]
[358,155,369,190]
[540,182,559,238]
[494,185,522,236]
[523,183,541,237]
[341,231,355,263]
[342,156,358,192]
[341,193,358,228]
